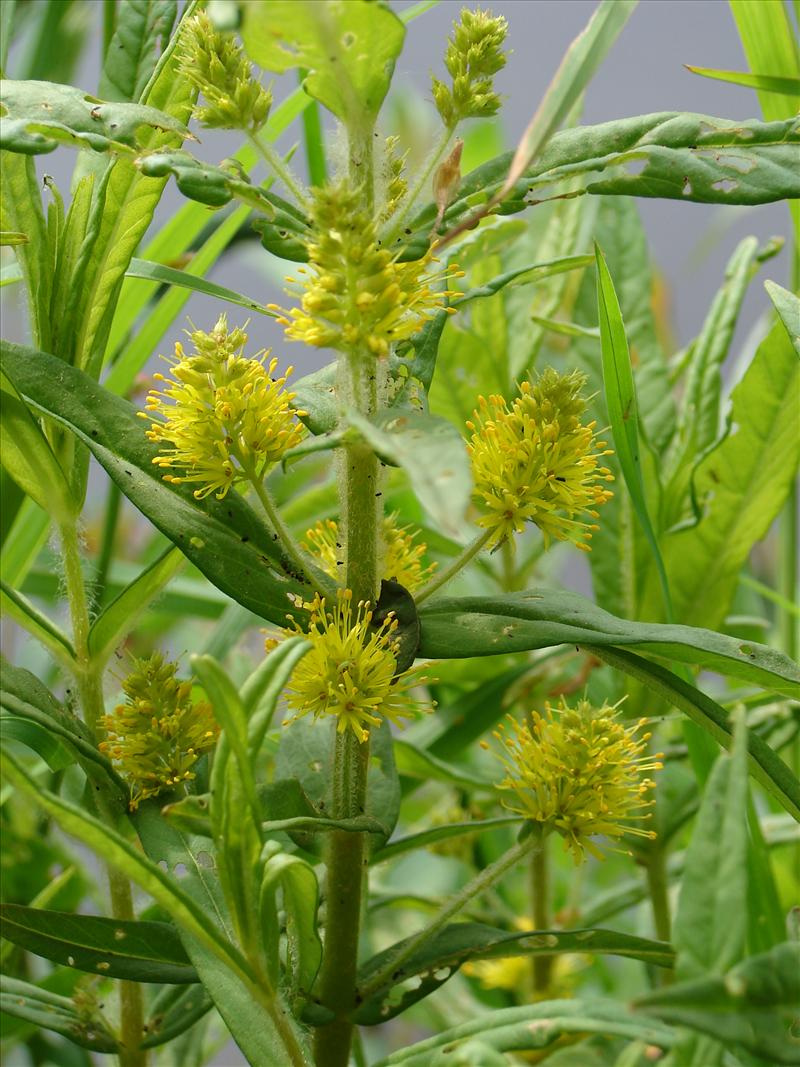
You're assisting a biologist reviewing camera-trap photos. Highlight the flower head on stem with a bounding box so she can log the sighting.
[432,7,509,129]
[303,515,436,592]
[490,697,663,862]
[100,653,218,810]
[180,12,272,132]
[467,368,614,550]
[276,589,426,742]
[269,182,462,358]
[141,315,306,500]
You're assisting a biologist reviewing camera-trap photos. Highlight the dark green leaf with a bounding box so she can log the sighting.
[638,942,800,1066]
[355,923,673,1024]
[1,341,315,626]
[138,149,276,211]
[0,905,197,983]
[416,588,800,697]
[141,984,213,1050]
[0,78,188,155]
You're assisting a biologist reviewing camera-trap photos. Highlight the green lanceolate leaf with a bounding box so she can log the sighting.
[589,646,800,822]
[241,636,311,758]
[240,0,405,125]
[259,848,322,1005]
[0,369,74,522]
[140,984,213,1050]
[0,905,197,983]
[348,409,472,540]
[672,708,748,979]
[1,580,75,667]
[498,0,637,198]
[685,66,800,97]
[355,923,673,1024]
[138,149,277,211]
[0,661,126,799]
[98,0,177,104]
[372,1000,676,1065]
[371,817,525,864]
[595,242,673,620]
[637,941,800,1066]
[88,546,184,665]
[416,588,800,697]
[766,281,800,355]
[0,975,120,1053]
[0,78,189,155]
[642,313,800,629]
[0,153,51,347]
[124,255,276,315]
[1,341,313,626]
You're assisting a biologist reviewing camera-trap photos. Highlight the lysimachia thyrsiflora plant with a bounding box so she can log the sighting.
[1,2,799,1066]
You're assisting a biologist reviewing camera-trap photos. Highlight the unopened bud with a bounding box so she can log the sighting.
[432,138,463,233]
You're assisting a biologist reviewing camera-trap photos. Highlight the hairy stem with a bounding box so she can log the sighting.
[360,828,544,1003]
[383,125,454,246]
[248,131,310,209]
[60,522,147,1066]
[246,467,319,589]
[312,121,380,1067]
[415,529,492,604]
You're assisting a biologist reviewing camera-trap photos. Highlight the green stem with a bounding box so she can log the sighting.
[312,121,380,1067]
[247,470,319,589]
[383,125,454,246]
[60,522,147,1066]
[359,828,544,1003]
[415,529,492,604]
[247,131,310,210]
[644,848,672,985]
[530,840,552,993]
[91,480,122,612]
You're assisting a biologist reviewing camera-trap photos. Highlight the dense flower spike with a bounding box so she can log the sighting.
[100,653,219,810]
[467,368,614,549]
[303,515,436,591]
[141,315,305,500]
[279,590,423,742]
[180,12,271,131]
[491,698,662,862]
[432,8,509,129]
[270,182,462,357]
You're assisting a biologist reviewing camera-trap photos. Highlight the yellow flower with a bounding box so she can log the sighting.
[180,12,272,132]
[280,590,423,742]
[432,8,509,129]
[302,515,436,591]
[467,368,614,550]
[100,653,219,810]
[141,315,306,500]
[270,182,462,358]
[491,697,662,862]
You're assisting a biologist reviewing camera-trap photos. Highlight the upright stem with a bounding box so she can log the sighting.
[247,131,311,210]
[312,121,380,1067]
[644,847,673,986]
[530,840,552,993]
[60,522,147,1067]
[415,529,492,604]
[360,829,543,1003]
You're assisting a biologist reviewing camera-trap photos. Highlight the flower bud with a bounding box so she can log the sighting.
[432,8,508,129]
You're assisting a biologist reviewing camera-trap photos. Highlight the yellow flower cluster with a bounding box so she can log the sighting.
[100,653,218,810]
[432,7,509,129]
[270,182,462,358]
[467,369,614,550]
[280,590,422,742]
[180,12,271,132]
[491,698,662,862]
[303,515,436,592]
[141,315,305,500]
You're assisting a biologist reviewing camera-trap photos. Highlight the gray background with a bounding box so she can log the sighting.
[1,2,794,1065]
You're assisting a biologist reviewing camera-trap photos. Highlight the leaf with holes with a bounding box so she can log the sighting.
[0,905,197,983]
